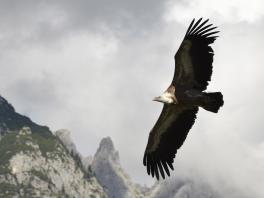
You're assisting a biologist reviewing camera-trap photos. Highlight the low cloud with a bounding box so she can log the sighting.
[165,0,264,24]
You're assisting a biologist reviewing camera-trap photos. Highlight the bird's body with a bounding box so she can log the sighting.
[143,18,224,180]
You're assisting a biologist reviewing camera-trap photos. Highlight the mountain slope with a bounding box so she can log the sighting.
[0,95,106,197]
[0,95,250,198]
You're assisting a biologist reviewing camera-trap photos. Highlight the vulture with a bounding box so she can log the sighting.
[143,18,224,180]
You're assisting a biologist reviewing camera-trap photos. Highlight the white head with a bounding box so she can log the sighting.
[152,92,177,104]
[153,96,167,103]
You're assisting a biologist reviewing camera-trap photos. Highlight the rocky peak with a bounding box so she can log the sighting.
[91,137,144,198]
[99,137,115,152]
[0,95,50,137]
[0,96,15,135]
[0,95,15,113]
[94,137,119,163]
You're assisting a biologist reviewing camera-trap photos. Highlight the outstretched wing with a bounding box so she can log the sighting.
[173,18,219,90]
[143,105,198,180]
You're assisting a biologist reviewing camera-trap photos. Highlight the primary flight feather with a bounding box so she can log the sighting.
[143,18,224,180]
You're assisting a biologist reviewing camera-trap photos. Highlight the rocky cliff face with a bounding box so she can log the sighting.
[54,128,146,198]
[91,137,145,198]
[0,95,105,197]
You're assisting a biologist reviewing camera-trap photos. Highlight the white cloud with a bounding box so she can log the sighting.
[165,0,264,24]
[0,30,119,153]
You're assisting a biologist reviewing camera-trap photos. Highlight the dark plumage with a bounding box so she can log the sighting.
[143,18,224,180]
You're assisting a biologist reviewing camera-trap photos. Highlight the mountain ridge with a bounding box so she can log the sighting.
[0,95,249,198]
[0,95,106,197]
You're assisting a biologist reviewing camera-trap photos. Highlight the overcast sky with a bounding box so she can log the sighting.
[1,0,264,196]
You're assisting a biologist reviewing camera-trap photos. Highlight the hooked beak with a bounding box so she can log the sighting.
[152,96,160,102]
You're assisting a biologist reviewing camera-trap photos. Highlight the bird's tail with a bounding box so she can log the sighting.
[201,92,224,113]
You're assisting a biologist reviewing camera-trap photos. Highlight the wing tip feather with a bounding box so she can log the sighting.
[143,108,199,180]
[184,18,219,41]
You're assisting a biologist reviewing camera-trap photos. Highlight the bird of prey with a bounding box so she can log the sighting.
[143,18,224,180]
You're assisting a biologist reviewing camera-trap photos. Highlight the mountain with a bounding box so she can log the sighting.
[91,137,145,198]
[0,95,248,198]
[0,95,106,197]
[55,129,146,197]
[87,137,222,198]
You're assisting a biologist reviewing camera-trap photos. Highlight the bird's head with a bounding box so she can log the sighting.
[153,96,169,104]
[153,92,177,104]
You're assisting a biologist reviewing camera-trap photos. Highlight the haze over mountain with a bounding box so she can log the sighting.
[0,95,253,198]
